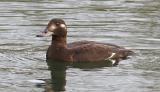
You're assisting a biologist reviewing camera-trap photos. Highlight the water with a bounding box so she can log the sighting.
[0,0,160,92]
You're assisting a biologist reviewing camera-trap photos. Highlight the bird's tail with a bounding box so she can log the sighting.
[118,49,134,59]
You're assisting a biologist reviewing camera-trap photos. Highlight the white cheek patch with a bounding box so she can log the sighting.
[60,24,66,29]
[50,25,56,30]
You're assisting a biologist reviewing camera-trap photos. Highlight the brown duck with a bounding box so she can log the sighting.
[37,18,133,66]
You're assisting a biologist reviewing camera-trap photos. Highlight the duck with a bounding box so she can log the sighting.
[37,18,133,66]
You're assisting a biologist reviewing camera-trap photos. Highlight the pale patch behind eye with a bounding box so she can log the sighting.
[60,24,66,29]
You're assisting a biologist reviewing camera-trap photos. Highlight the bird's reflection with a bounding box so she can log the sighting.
[43,60,113,92]
[44,60,68,92]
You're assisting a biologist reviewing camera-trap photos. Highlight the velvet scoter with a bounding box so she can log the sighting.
[37,18,133,66]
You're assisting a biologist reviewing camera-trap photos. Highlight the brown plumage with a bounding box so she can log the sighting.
[37,18,134,66]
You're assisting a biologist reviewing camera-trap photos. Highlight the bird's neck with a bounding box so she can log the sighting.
[51,35,67,48]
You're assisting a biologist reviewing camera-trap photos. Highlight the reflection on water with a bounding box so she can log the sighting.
[45,60,113,91]
[0,0,160,92]
[46,60,67,91]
